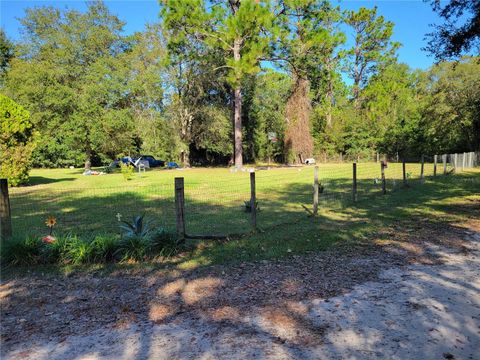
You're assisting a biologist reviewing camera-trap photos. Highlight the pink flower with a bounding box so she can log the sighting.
[42,235,56,244]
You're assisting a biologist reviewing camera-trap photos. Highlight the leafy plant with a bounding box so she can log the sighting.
[120,214,152,238]
[244,200,260,213]
[120,162,134,180]
[64,237,92,264]
[41,234,73,264]
[0,94,38,186]
[114,235,148,261]
[148,228,180,257]
[1,236,43,265]
[103,164,114,174]
[89,235,117,262]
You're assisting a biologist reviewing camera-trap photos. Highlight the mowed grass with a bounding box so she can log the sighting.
[9,162,444,239]
[4,165,479,274]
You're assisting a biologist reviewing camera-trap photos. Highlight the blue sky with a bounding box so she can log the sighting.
[1,0,443,70]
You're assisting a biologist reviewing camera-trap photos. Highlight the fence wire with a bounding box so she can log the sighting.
[7,151,479,239]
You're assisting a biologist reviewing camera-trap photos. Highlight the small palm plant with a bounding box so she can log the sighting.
[116,214,152,261]
[119,214,151,238]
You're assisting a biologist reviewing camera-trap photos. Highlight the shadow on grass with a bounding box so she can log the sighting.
[25,176,77,186]
[6,171,480,263]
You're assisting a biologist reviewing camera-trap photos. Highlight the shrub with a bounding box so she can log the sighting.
[0,94,38,186]
[120,162,134,180]
[148,228,180,257]
[89,235,117,262]
[41,235,71,264]
[1,222,179,266]
[1,236,43,265]
[103,164,114,174]
[114,235,148,261]
[64,237,93,264]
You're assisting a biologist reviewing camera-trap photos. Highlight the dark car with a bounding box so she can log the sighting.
[138,155,165,168]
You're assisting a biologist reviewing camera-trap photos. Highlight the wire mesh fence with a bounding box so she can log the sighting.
[4,151,478,240]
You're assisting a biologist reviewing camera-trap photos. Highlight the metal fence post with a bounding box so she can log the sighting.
[454,153,458,173]
[402,159,407,187]
[462,152,466,171]
[433,155,437,176]
[352,163,357,202]
[0,179,12,240]
[443,154,447,175]
[174,177,186,242]
[250,171,257,228]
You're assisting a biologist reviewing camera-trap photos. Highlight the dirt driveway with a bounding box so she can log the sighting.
[1,220,479,359]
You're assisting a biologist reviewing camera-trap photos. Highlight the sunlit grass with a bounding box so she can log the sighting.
[9,162,451,239]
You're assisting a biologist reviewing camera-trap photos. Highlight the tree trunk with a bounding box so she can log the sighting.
[233,38,243,168]
[284,74,314,164]
[84,132,92,170]
[181,149,190,167]
[353,46,360,109]
[85,155,91,170]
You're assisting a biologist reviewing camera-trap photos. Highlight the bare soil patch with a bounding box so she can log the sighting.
[1,217,478,358]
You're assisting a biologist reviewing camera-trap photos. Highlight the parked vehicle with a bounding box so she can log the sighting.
[111,155,165,169]
[139,155,165,168]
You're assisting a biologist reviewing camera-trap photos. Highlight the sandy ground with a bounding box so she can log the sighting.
[1,225,479,359]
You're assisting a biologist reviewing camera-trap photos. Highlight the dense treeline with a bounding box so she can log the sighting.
[1,1,479,170]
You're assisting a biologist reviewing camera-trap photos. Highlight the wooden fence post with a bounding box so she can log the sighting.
[313,166,319,214]
[381,161,386,195]
[420,155,425,183]
[402,159,407,187]
[250,171,257,228]
[0,179,12,240]
[433,155,437,176]
[174,177,186,242]
[352,163,357,202]
[454,153,458,173]
[462,152,466,171]
[443,154,447,175]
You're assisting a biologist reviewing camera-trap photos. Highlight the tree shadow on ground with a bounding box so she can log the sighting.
[1,218,478,359]
[1,171,479,359]
[23,176,77,186]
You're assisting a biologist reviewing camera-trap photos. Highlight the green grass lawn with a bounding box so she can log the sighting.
[8,161,455,239]
[3,164,479,274]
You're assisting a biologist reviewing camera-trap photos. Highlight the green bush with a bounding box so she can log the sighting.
[114,235,148,261]
[1,236,43,265]
[103,164,114,174]
[0,94,38,186]
[120,162,134,180]
[148,228,181,257]
[1,227,180,266]
[40,235,71,264]
[65,236,93,264]
[89,235,117,262]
